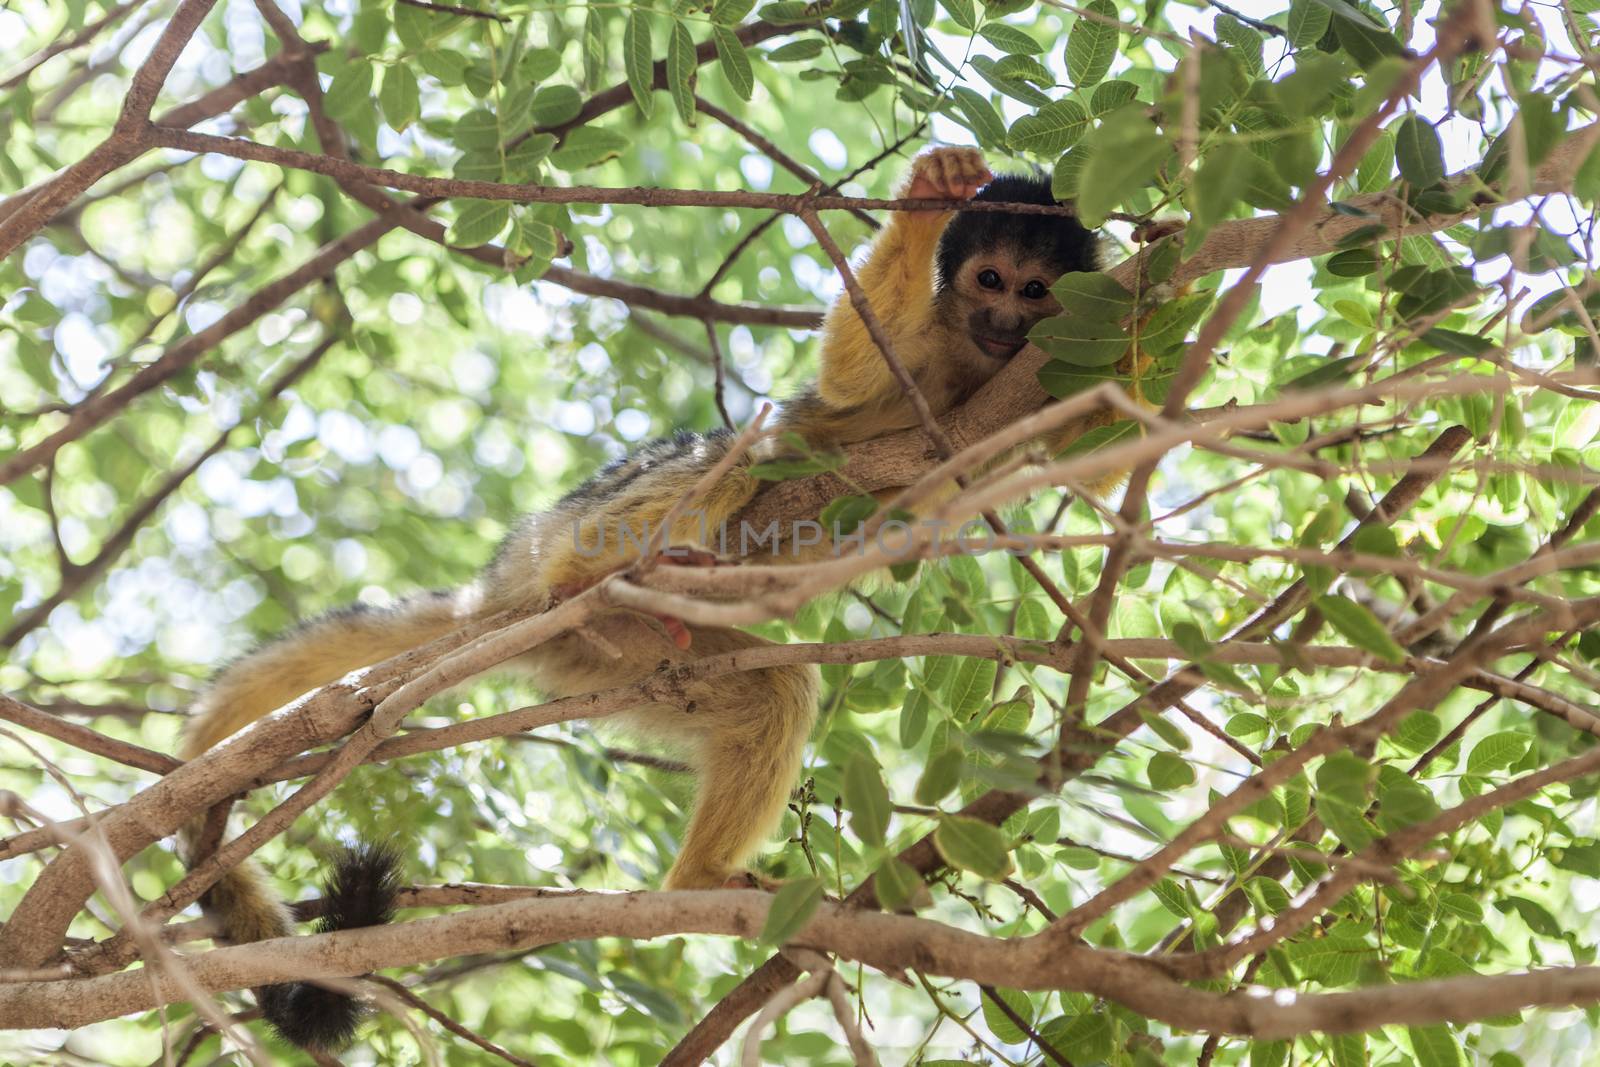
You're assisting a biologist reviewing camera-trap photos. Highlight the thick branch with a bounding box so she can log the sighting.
[9,890,1600,1041]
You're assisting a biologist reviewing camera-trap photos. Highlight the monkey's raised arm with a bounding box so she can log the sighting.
[814,147,992,411]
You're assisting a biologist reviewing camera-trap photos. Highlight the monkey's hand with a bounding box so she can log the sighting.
[898,146,992,206]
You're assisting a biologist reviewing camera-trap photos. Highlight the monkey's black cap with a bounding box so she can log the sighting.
[935,173,1099,292]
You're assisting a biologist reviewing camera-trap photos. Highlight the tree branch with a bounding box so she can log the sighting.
[12,888,1600,1041]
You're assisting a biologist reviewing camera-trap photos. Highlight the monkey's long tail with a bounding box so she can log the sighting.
[256,843,402,1050]
[179,592,460,1050]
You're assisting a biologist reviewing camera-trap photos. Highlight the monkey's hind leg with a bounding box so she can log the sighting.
[659,627,820,890]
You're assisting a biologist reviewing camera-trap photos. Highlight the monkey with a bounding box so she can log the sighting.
[176,146,1101,1051]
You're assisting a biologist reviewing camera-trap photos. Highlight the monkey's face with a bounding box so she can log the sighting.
[945,247,1062,362]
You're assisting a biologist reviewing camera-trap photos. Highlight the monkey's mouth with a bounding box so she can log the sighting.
[973,334,1027,360]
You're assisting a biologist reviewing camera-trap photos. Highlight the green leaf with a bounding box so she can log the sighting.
[1392,711,1442,754]
[1326,248,1379,276]
[1150,877,1191,917]
[455,107,501,148]
[1076,104,1168,227]
[582,7,605,89]
[1058,420,1139,456]
[915,746,964,805]
[1141,709,1189,752]
[1288,931,1375,984]
[1252,1040,1290,1067]
[992,54,1056,85]
[1046,277,1132,327]
[1318,751,1373,807]
[464,57,495,98]
[841,754,891,847]
[1314,594,1406,665]
[1138,292,1211,349]
[712,0,758,24]
[947,656,997,719]
[874,857,930,911]
[1376,772,1439,831]
[510,213,565,261]
[419,47,469,85]
[395,1,460,50]
[748,448,848,480]
[943,0,977,31]
[1466,730,1531,775]
[934,815,1014,880]
[506,133,557,179]
[1189,141,1249,232]
[498,85,536,136]
[1496,894,1562,937]
[820,493,877,535]
[1287,0,1332,46]
[950,86,1008,150]
[979,23,1043,53]
[1227,713,1270,741]
[899,687,930,747]
[1089,79,1138,115]
[1009,98,1090,156]
[324,61,375,122]
[531,84,583,125]
[1052,143,1091,199]
[1318,802,1371,853]
[550,126,630,170]
[1215,15,1263,76]
[1049,1013,1114,1062]
[379,64,421,132]
[1248,876,1291,915]
[713,25,754,99]
[448,200,511,246]
[1030,316,1129,367]
[767,38,825,60]
[453,146,505,184]
[1333,12,1404,68]
[624,11,656,116]
[520,46,562,84]
[1147,752,1195,790]
[981,988,1034,1044]
[970,55,1053,106]
[1396,114,1446,188]
[1554,842,1600,878]
[1059,845,1099,870]
[1407,1025,1461,1067]
[1066,0,1119,88]
[667,20,698,126]
[759,877,825,944]
[1285,354,1360,391]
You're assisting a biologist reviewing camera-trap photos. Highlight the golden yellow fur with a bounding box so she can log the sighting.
[180,147,1104,956]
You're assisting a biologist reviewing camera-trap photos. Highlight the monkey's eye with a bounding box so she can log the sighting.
[976,268,1003,291]
[1022,280,1048,300]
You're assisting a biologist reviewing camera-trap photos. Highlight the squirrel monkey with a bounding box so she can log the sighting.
[178,146,1099,1051]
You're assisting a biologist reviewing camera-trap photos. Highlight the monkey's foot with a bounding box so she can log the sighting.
[656,546,724,569]
[903,146,992,203]
[721,870,783,891]
[549,548,732,651]
[649,546,736,649]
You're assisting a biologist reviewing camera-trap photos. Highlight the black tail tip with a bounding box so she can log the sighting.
[317,841,403,933]
[261,842,403,1052]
